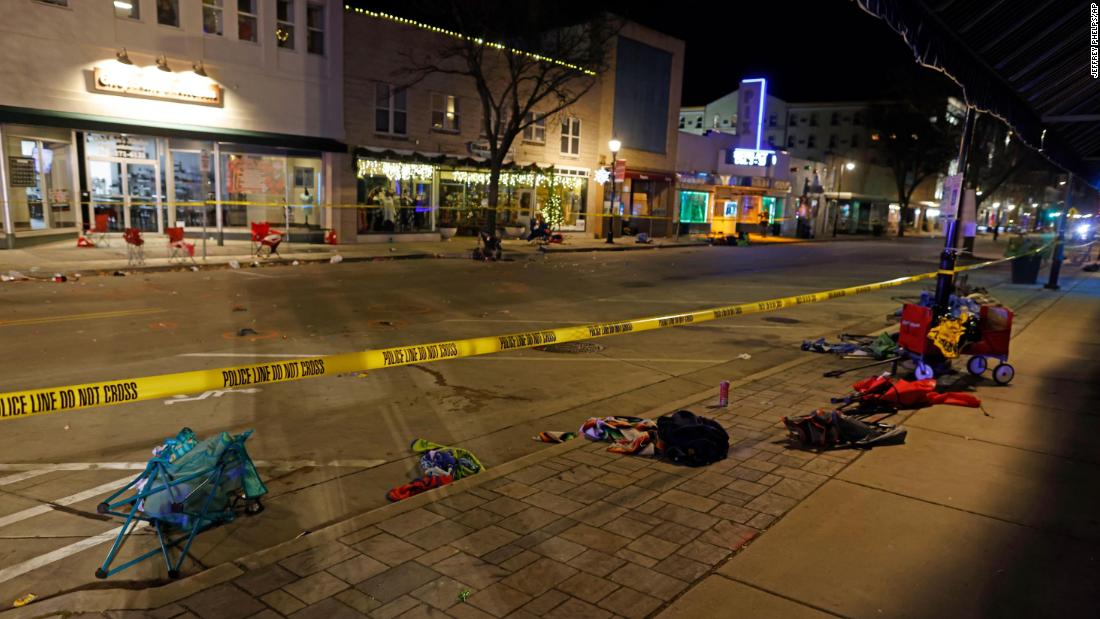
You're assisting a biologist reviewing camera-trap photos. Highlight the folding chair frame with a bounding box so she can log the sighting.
[94,438,263,579]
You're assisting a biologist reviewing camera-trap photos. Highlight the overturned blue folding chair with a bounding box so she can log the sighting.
[95,428,267,579]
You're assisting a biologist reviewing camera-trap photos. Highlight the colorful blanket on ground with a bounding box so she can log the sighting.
[535,416,660,456]
[843,375,981,409]
[411,438,484,480]
[386,439,484,502]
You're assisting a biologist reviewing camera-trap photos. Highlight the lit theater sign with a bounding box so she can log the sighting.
[726,148,777,167]
[93,63,223,107]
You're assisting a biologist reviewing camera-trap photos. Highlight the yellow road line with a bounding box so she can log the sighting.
[0,308,164,328]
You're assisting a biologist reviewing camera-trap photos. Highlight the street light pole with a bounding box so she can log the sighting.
[1044,175,1073,290]
[606,138,621,244]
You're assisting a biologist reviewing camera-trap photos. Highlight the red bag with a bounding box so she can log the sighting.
[850,375,980,409]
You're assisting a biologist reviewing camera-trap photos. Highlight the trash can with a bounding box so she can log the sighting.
[1010,254,1042,284]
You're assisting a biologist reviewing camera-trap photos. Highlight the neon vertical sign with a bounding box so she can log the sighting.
[741,78,767,150]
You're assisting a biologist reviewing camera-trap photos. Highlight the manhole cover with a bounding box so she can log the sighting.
[535,342,606,354]
[764,316,801,324]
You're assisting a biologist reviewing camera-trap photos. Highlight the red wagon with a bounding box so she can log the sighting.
[898,303,1015,384]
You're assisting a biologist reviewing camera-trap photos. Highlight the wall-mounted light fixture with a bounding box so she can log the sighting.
[116,48,133,65]
[192,62,208,77]
[155,55,172,72]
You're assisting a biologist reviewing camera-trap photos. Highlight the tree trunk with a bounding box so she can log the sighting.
[485,162,502,235]
[897,202,908,237]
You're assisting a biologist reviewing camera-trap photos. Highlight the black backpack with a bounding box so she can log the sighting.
[657,410,729,467]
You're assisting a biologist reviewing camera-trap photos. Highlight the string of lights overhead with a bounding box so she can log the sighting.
[343,5,597,76]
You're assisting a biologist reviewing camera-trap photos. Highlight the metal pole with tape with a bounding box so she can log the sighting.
[1045,174,1072,290]
[934,107,977,313]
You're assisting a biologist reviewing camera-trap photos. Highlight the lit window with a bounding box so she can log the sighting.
[376,84,407,135]
[157,0,179,26]
[238,0,258,42]
[203,0,223,36]
[306,2,324,54]
[431,94,460,132]
[114,0,139,19]
[276,0,294,50]
[560,117,581,155]
[522,113,546,143]
[871,133,880,141]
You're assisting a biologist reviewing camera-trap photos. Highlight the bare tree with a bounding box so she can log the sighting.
[869,99,960,237]
[400,1,620,234]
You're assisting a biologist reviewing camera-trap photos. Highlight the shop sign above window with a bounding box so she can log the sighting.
[726,148,777,167]
[93,61,223,107]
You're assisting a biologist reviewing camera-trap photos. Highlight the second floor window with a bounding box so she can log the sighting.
[376,84,407,135]
[789,114,798,126]
[114,0,139,19]
[829,134,838,148]
[276,0,295,50]
[203,0,223,36]
[157,0,179,27]
[807,135,817,148]
[431,94,459,132]
[522,114,546,143]
[238,0,257,42]
[787,135,796,148]
[768,114,777,127]
[809,113,819,127]
[853,111,864,126]
[830,112,840,126]
[306,2,324,54]
[561,117,580,155]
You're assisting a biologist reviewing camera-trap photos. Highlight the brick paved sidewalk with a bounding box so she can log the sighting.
[27,353,865,619]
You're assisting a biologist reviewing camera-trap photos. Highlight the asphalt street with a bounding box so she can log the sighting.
[0,237,1051,603]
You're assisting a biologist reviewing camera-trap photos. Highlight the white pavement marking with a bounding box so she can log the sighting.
[0,526,124,585]
[0,470,52,486]
[228,269,277,278]
[0,476,134,530]
[0,460,386,473]
[0,458,387,584]
[177,353,326,358]
[164,388,261,405]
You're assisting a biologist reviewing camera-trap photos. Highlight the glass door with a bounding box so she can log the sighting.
[127,162,161,232]
[89,159,125,231]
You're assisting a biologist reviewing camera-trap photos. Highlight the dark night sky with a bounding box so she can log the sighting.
[352,0,958,106]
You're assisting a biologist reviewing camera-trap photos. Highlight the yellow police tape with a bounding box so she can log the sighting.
[0,248,1044,421]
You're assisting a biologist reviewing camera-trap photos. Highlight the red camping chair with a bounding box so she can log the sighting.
[166,227,195,263]
[123,228,145,266]
[83,213,111,247]
[250,222,283,258]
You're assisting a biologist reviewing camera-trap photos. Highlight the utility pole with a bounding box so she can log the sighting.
[933,107,977,312]
[1044,175,1073,290]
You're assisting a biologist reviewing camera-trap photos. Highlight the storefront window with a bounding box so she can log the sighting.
[356,159,434,234]
[170,149,215,227]
[221,152,287,228]
[679,191,709,224]
[4,134,76,231]
[276,0,295,49]
[306,2,324,54]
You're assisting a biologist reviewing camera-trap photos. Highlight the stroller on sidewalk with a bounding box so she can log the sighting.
[95,428,267,579]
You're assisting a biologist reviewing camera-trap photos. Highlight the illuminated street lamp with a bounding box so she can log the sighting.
[832,161,855,237]
[606,138,621,244]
